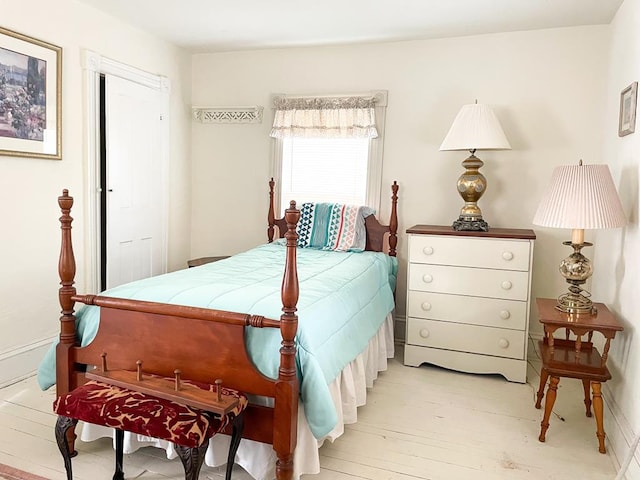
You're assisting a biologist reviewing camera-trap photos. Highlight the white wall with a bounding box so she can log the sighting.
[0,0,192,384]
[595,0,640,476]
[2,2,634,469]
[191,22,640,469]
[191,26,609,331]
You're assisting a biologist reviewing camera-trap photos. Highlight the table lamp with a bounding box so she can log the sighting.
[532,160,627,313]
[440,101,511,232]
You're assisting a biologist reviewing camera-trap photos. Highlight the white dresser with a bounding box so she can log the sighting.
[404,225,536,383]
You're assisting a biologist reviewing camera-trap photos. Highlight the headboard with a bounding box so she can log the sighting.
[267,178,398,256]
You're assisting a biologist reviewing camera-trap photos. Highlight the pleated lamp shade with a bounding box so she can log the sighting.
[532,163,627,229]
[440,103,511,151]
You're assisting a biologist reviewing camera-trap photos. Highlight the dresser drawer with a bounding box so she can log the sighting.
[408,234,531,271]
[407,317,526,360]
[408,263,530,301]
[407,291,527,330]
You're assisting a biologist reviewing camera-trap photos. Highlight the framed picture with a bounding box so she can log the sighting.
[0,26,61,159]
[618,81,638,137]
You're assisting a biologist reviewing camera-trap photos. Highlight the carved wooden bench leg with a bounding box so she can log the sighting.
[65,425,78,458]
[113,429,125,480]
[175,443,209,480]
[225,413,245,480]
[55,416,78,480]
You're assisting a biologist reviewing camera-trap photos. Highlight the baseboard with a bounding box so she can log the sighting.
[394,313,405,344]
[603,383,639,479]
[528,331,545,341]
[0,337,55,388]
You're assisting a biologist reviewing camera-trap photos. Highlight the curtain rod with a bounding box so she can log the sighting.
[272,90,387,106]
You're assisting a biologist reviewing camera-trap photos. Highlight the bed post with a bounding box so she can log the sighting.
[274,200,300,480]
[389,181,399,257]
[56,189,78,455]
[57,189,77,394]
[268,177,276,243]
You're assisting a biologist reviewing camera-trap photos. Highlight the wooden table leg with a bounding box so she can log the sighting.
[539,376,560,443]
[535,367,549,409]
[582,379,592,417]
[591,382,607,453]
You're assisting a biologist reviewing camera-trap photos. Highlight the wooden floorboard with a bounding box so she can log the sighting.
[0,345,617,479]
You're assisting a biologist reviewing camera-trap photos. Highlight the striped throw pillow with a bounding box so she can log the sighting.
[296,203,374,252]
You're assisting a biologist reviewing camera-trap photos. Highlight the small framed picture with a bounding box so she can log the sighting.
[618,81,638,137]
[0,26,62,159]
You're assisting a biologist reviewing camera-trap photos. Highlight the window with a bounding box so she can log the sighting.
[279,136,369,213]
[270,91,387,216]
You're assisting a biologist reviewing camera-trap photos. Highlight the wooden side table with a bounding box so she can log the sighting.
[534,298,624,453]
[187,256,230,268]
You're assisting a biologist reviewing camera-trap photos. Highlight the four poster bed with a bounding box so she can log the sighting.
[38,180,399,480]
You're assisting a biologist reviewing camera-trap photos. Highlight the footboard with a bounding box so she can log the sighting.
[55,190,300,480]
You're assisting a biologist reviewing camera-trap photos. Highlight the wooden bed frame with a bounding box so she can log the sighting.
[55,180,398,480]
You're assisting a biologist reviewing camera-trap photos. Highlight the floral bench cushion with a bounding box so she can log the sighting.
[53,379,248,449]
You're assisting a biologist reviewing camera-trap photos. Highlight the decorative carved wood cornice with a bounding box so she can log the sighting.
[192,106,264,124]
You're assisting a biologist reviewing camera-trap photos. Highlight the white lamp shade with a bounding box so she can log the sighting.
[440,103,511,151]
[532,163,627,229]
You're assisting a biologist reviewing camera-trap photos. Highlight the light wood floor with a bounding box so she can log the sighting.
[0,341,618,479]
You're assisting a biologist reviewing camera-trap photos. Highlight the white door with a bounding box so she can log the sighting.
[104,75,166,289]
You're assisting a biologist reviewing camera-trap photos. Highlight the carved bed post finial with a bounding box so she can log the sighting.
[57,190,79,456]
[275,200,300,480]
[268,178,276,243]
[281,200,300,352]
[58,189,77,352]
[389,181,399,257]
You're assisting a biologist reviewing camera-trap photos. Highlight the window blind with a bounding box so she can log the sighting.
[279,137,369,214]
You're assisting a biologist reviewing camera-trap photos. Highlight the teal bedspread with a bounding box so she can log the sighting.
[37,243,397,438]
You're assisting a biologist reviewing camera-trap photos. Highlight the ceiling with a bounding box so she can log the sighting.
[76,0,623,53]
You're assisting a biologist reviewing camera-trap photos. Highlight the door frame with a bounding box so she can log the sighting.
[81,50,170,293]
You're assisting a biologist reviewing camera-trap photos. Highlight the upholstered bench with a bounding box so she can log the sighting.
[54,376,248,480]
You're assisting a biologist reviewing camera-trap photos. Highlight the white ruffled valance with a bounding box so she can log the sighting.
[270,95,379,139]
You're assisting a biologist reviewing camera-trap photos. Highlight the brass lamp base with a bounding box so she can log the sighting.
[556,289,596,314]
[452,150,489,232]
[555,241,596,314]
[452,217,489,232]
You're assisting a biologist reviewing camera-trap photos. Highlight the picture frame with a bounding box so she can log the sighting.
[618,81,638,137]
[0,26,61,159]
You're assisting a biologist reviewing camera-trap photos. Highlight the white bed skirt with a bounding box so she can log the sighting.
[80,312,395,480]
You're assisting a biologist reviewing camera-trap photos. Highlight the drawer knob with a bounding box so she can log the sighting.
[419,328,430,338]
[421,302,432,311]
[502,251,514,261]
[501,281,513,290]
[422,246,434,255]
[500,310,511,319]
[498,338,510,349]
[422,274,433,283]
